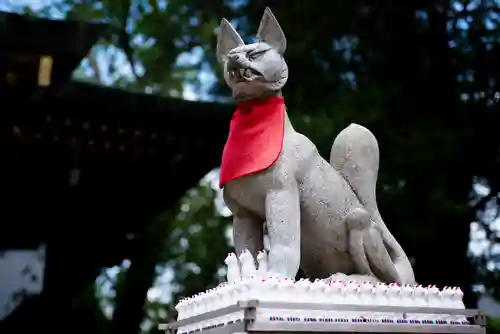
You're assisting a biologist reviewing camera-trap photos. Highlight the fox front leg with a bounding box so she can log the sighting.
[224,191,264,259]
[265,181,301,279]
[232,214,264,259]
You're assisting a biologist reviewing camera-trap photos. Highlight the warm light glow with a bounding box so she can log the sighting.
[38,55,53,87]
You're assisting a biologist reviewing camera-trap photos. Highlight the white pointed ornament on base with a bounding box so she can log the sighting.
[256,250,268,279]
[224,252,241,284]
[239,249,257,279]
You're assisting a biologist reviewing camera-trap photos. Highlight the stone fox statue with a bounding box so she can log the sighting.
[217,8,415,284]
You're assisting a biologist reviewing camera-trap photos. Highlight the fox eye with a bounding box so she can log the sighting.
[247,50,266,60]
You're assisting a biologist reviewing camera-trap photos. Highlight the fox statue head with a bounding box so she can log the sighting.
[216,7,288,101]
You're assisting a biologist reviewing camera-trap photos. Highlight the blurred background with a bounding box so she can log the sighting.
[0,0,499,333]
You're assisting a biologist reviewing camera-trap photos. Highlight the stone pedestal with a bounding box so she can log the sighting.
[159,300,486,334]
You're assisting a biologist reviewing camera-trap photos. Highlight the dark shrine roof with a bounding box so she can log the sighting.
[0,11,107,89]
[57,80,233,126]
[0,11,234,263]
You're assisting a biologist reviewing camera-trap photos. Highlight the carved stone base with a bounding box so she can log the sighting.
[160,300,486,334]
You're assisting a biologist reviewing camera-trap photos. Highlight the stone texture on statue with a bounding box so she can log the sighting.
[216,7,415,285]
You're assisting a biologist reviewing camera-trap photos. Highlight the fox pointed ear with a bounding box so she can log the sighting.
[256,7,286,54]
[216,18,244,64]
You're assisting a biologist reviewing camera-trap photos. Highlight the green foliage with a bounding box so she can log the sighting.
[161,178,232,302]
[90,177,230,333]
[488,317,500,334]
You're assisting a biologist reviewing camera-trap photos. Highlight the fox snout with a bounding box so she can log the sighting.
[227,53,241,63]
[227,54,248,70]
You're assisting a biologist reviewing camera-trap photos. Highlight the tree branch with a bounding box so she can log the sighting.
[87,48,102,82]
[116,0,141,82]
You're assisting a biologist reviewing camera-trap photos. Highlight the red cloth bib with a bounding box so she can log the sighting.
[219,96,285,188]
